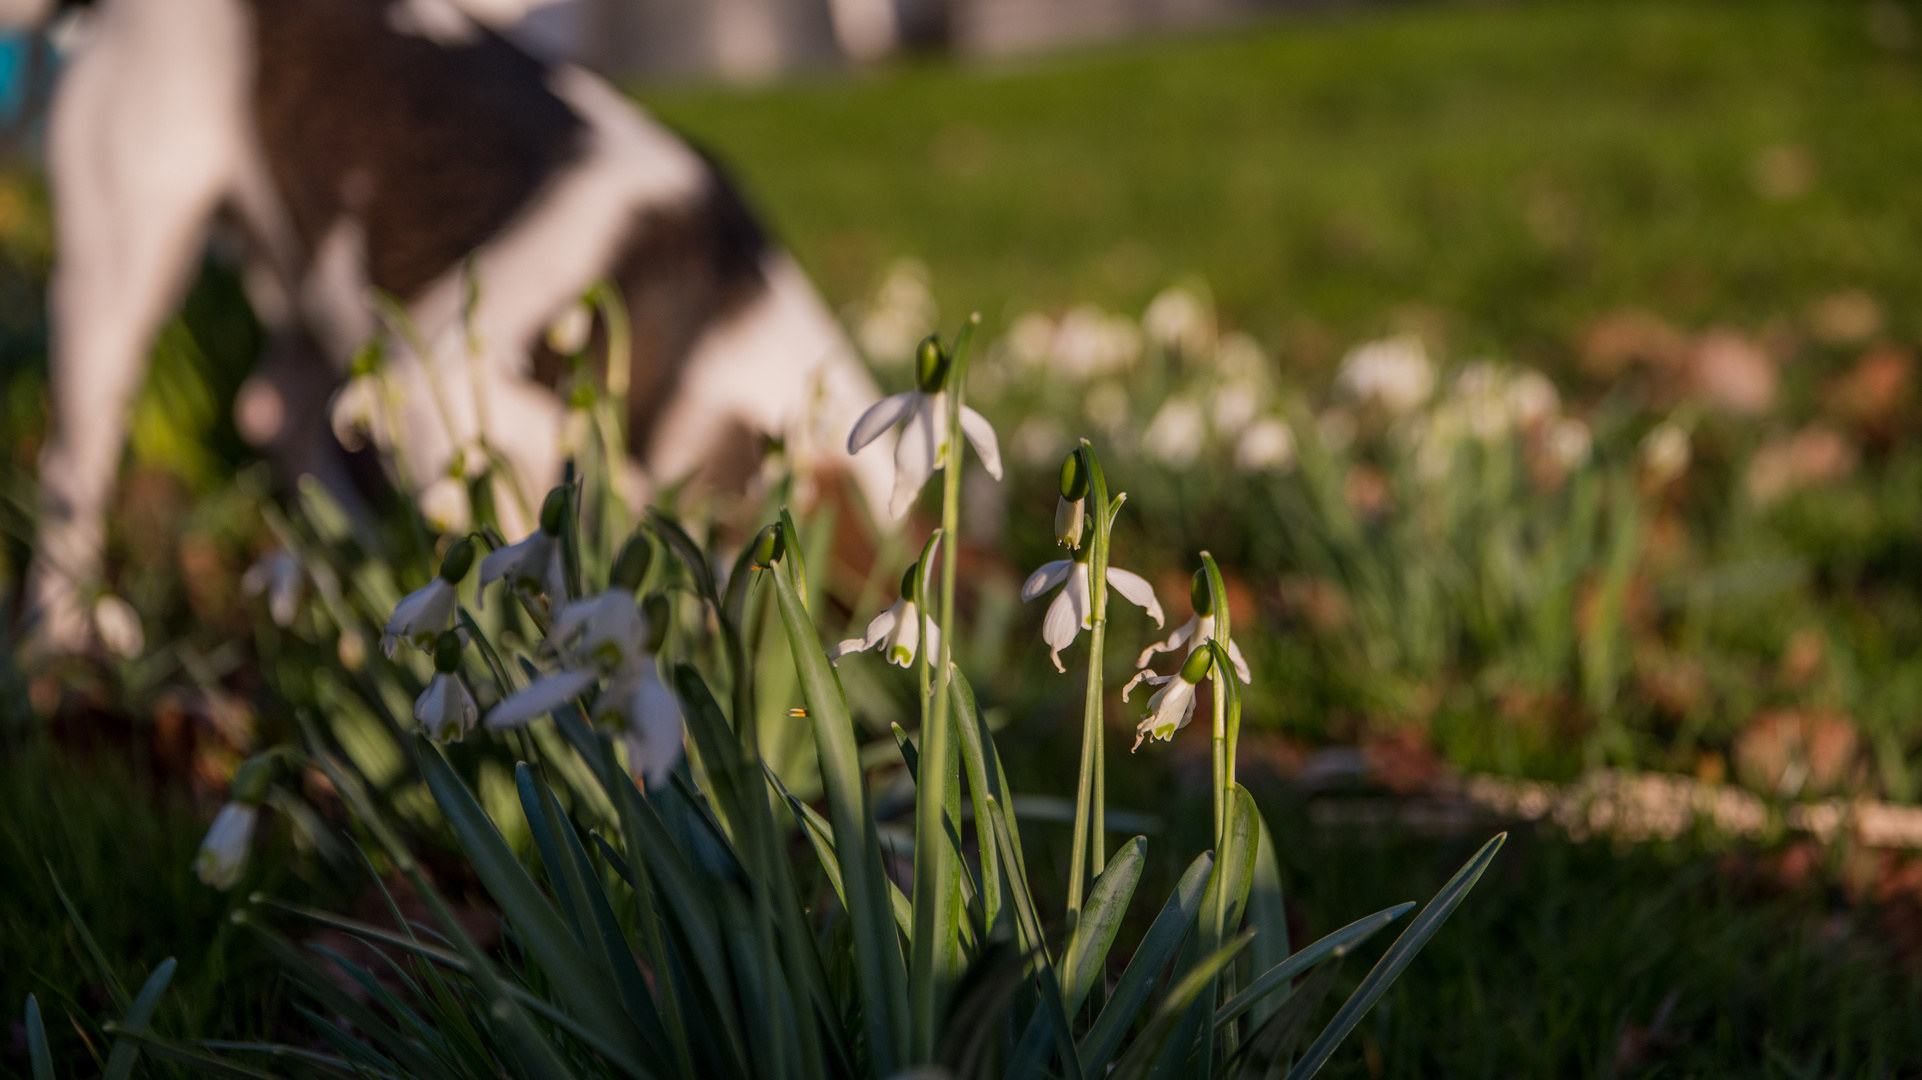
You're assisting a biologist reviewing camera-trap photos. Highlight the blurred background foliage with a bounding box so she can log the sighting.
[10,0,1922,1074]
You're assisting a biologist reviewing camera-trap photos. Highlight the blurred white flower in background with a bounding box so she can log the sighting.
[1508,369,1560,428]
[1012,415,1069,467]
[1335,335,1435,415]
[1144,398,1206,467]
[420,475,471,534]
[1055,304,1141,379]
[1211,384,1260,436]
[194,802,257,890]
[1689,331,1776,416]
[242,550,305,628]
[1143,286,1216,359]
[92,594,144,659]
[545,299,594,356]
[1008,312,1057,369]
[1639,420,1692,484]
[1453,362,1510,441]
[857,258,938,365]
[1235,416,1297,473]
[1548,418,1593,471]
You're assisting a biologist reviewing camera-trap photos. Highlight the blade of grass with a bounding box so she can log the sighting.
[1108,932,1254,1080]
[1285,833,1506,1080]
[986,793,1083,1079]
[1078,851,1213,1074]
[101,957,175,1080]
[1213,904,1414,1030]
[25,995,53,1080]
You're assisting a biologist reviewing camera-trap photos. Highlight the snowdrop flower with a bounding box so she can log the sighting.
[1335,335,1434,415]
[1143,286,1215,358]
[546,299,594,356]
[415,630,478,743]
[1129,647,1215,751]
[242,550,304,627]
[596,659,684,790]
[848,336,1004,519]
[195,751,281,890]
[1130,569,1250,691]
[1547,418,1592,470]
[831,559,938,668]
[479,488,569,605]
[194,802,258,890]
[1235,417,1296,473]
[1022,545,1164,673]
[1640,420,1691,485]
[1507,369,1560,429]
[382,537,474,658]
[1144,398,1205,467]
[92,594,144,659]
[420,475,472,534]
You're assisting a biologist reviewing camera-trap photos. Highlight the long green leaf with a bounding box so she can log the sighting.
[413,739,657,1073]
[769,765,915,940]
[100,1028,291,1080]
[1063,836,1146,1013]
[948,667,1003,932]
[647,509,719,608]
[1213,904,1414,1030]
[1286,833,1506,1080]
[771,531,907,1076]
[25,995,53,1080]
[249,923,453,1080]
[1229,956,1344,1080]
[1245,812,1290,1031]
[1078,851,1213,1074]
[986,794,1083,1079]
[1108,932,1253,1080]
[102,957,176,1080]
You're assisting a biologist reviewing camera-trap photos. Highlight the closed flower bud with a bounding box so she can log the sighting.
[1058,449,1090,500]
[1189,569,1213,617]
[1179,644,1216,684]
[748,524,785,571]
[611,533,654,590]
[229,753,279,806]
[433,629,463,674]
[539,486,569,535]
[438,537,476,584]
[915,335,951,393]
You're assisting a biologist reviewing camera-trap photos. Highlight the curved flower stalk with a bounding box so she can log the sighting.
[1022,543,1164,673]
[830,556,939,668]
[415,630,478,743]
[485,535,684,788]
[1129,567,1251,693]
[1128,642,1215,750]
[848,334,1004,518]
[381,537,474,658]
[478,487,569,606]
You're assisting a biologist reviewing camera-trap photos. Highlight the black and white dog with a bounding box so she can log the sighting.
[8,0,895,652]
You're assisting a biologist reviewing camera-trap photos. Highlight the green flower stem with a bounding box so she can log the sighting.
[1066,440,1113,935]
[1199,552,1237,1061]
[910,316,978,1059]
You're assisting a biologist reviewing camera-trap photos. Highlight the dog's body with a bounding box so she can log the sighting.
[20,0,892,650]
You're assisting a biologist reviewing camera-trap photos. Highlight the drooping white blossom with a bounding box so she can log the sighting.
[194,802,258,891]
[1022,553,1164,673]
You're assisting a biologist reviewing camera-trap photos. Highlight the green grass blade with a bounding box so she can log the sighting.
[648,509,720,608]
[770,765,915,941]
[1227,957,1344,1080]
[1062,835,1146,1014]
[25,995,53,1080]
[771,532,907,1075]
[1213,903,1414,1030]
[1245,813,1290,1032]
[1078,850,1213,1073]
[517,764,592,943]
[48,870,131,1012]
[948,668,1003,932]
[101,957,176,1080]
[248,925,454,1080]
[99,1028,290,1080]
[1107,932,1253,1080]
[1285,833,1507,1080]
[414,738,655,1072]
[985,794,1083,1080]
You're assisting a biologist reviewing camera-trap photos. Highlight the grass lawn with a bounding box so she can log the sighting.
[651,0,1922,368]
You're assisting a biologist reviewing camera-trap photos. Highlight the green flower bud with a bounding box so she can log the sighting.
[1179,645,1215,684]
[611,533,653,591]
[1058,449,1090,501]
[643,595,671,653]
[349,339,383,378]
[433,629,463,674]
[230,753,279,805]
[438,537,475,584]
[1054,495,1085,549]
[748,524,785,570]
[539,486,569,535]
[900,562,921,602]
[1190,569,1213,617]
[915,335,951,394]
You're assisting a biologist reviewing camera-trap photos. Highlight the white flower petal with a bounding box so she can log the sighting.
[887,601,921,668]
[195,803,258,890]
[848,391,920,454]
[889,399,941,519]
[1226,637,1252,685]
[1133,678,1198,751]
[487,668,599,729]
[1105,567,1164,627]
[1042,587,1082,673]
[1066,562,1094,630]
[1021,560,1074,602]
[1136,615,1199,669]
[630,665,685,790]
[959,406,1004,480]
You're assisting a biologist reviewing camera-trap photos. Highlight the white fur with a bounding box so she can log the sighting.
[23,0,894,652]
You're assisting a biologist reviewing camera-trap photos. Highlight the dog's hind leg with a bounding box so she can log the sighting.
[24,0,248,654]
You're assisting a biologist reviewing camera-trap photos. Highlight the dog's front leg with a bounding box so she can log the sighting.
[24,0,248,655]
